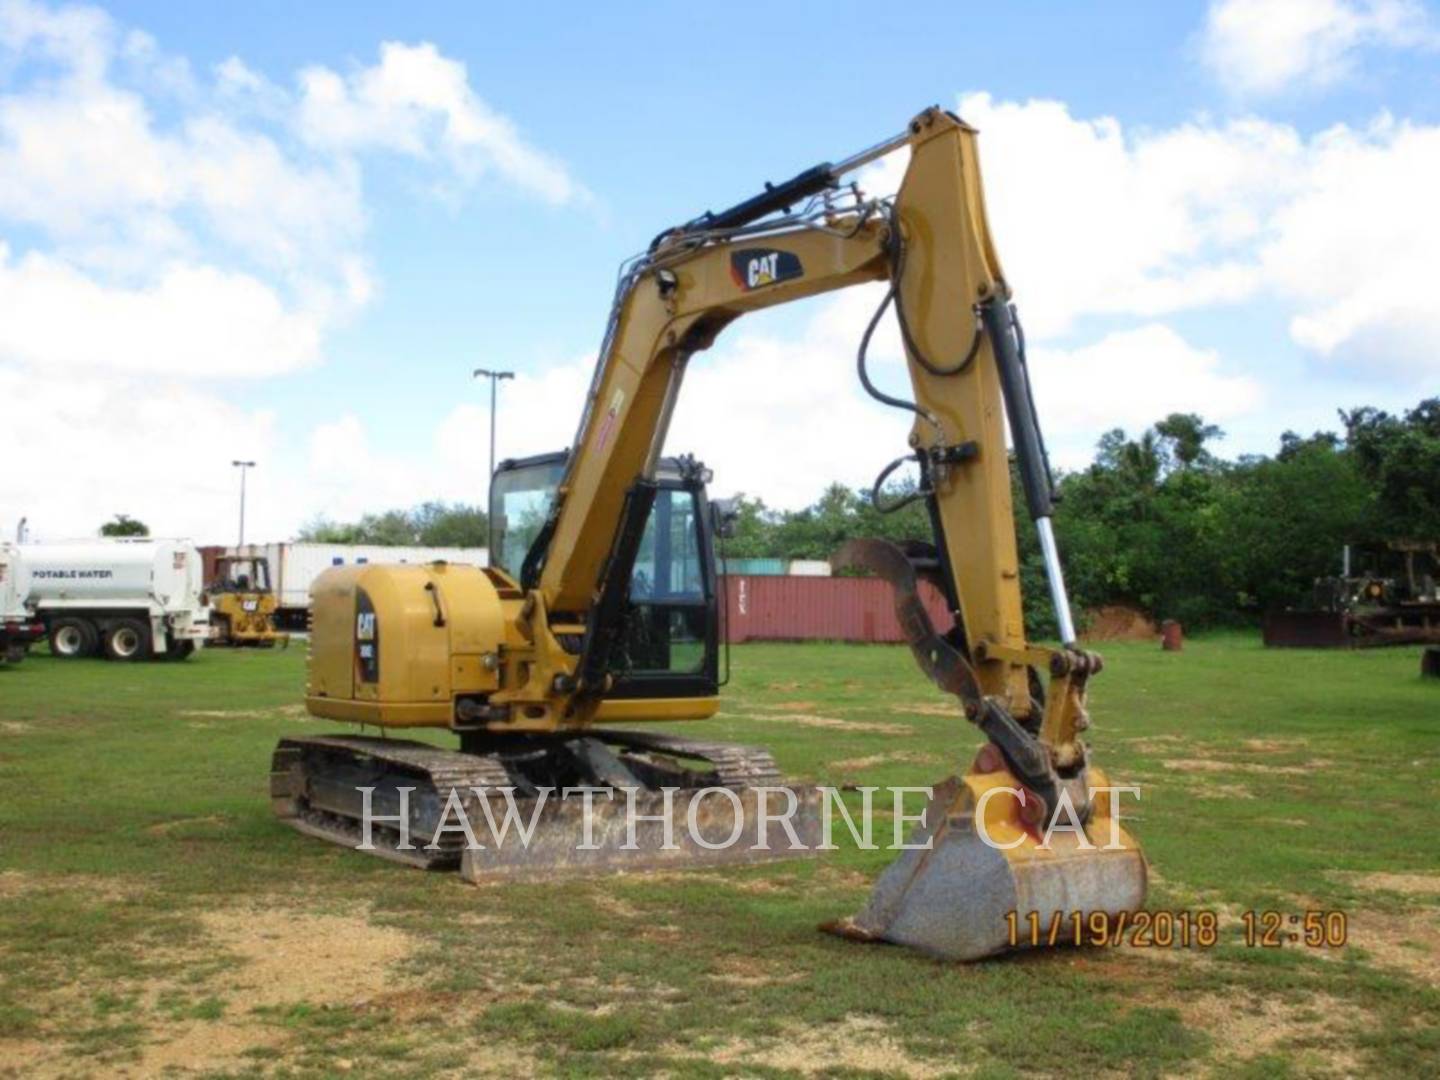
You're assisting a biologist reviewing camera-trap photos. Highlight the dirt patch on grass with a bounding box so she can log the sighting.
[360,986,499,1022]
[199,904,418,1010]
[725,876,790,895]
[0,868,37,897]
[177,704,308,721]
[1347,909,1440,986]
[1160,758,1327,777]
[25,903,428,1076]
[0,869,147,903]
[0,720,34,734]
[692,1015,945,1078]
[814,865,877,891]
[589,893,644,919]
[133,1019,288,1078]
[891,701,960,718]
[755,699,820,710]
[1187,781,1256,800]
[829,750,938,772]
[145,814,229,836]
[1082,604,1158,642]
[738,712,915,735]
[1181,991,1364,1073]
[707,954,801,988]
[1334,871,1440,897]
[1241,737,1309,752]
[1124,734,1186,754]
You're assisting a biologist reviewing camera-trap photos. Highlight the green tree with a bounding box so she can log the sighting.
[100,514,149,537]
[712,495,781,559]
[1212,437,1372,614]
[412,502,489,547]
[297,503,489,546]
[1341,398,1440,538]
[1154,413,1224,471]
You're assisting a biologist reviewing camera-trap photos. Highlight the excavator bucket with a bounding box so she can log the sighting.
[829,770,1147,960]
[827,539,1148,960]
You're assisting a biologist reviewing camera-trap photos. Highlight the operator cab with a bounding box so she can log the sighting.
[212,555,272,594]
[489,451,723,701]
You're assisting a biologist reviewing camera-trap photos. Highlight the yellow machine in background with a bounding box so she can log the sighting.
[208,554,288,648]
[271,108,1147,961]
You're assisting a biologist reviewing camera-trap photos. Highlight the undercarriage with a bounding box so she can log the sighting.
[270,730,822,877]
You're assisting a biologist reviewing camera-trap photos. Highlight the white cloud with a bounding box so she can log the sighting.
[425,321,916,513]
[0,0,111,81]
[419,312,1263,513]
[1029,325,1265,466]
[1260,115,1440,376]
[0,2,589,542]
[959,92,1440,379]
[0,245,322,375]
[0,0,369,383]
[1201,0,1437,96]
[959,92,1291,338]
[0,366,278,543]
[297,42,586,205]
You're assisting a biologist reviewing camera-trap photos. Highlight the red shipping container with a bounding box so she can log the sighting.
[199,545,225,588]
[719,575,953,644]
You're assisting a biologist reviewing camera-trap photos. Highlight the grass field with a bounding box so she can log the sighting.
[1,635,1438,1078]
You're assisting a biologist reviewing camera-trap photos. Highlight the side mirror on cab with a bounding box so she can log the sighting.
[710,498,740,541]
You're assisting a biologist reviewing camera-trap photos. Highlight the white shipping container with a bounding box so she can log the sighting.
[230,542,489,612]
[787,560,834,577]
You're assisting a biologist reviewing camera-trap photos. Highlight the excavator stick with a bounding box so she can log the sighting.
[826,540,1148,960]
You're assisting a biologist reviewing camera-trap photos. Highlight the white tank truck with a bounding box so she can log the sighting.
[0,543,45,665]
[20,539,211,661]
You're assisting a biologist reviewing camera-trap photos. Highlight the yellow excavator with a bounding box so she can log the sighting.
[270,107,1146,961]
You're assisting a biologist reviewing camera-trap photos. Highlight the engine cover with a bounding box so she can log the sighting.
[306,562,511,728]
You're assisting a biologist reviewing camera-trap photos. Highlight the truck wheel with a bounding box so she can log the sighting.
[168,640,197,661]
[3,642,25,665]
[104,619,152,662]
[50,618,98,659]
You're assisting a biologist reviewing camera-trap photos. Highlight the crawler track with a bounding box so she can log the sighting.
[270,730,810,874]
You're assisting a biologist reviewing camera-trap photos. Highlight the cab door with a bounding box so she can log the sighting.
[605,482,719,699]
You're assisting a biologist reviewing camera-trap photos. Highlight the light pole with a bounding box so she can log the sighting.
[232,460,255,547]
[472,368,514,501]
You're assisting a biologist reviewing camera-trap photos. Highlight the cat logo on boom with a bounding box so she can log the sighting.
[730,248,803,291]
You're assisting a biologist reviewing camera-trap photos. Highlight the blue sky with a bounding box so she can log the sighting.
[2,0,1438,542]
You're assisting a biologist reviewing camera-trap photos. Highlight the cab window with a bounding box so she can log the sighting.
[613,487,710,677]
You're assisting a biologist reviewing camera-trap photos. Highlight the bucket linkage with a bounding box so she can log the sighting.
[825,539,1147,961]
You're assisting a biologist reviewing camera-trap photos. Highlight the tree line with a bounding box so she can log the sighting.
[723,397,1440,632]
[280,396,1438,633]
[298,501,489,548]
